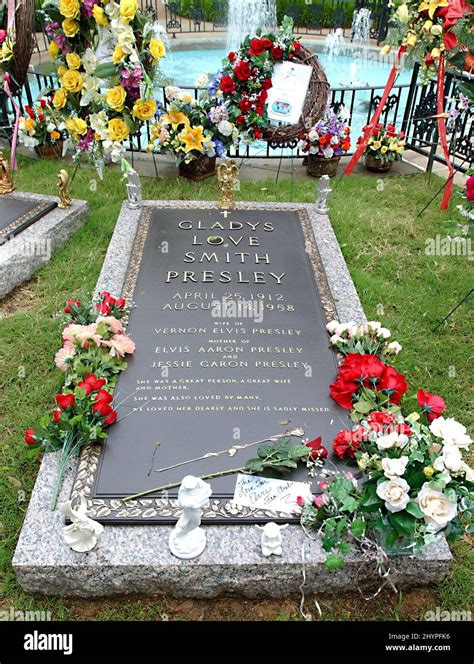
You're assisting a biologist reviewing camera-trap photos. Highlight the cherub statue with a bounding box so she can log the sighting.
[168,475,213,559]
[217,160,239,210]
[59,497,104,552]
[57,169,72,209]
[256,522,289,556]
[0,151,15,194]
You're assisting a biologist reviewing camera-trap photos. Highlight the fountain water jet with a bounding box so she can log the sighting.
[324,28,345,59]
[226,0,277,52]
[351,8,371,43]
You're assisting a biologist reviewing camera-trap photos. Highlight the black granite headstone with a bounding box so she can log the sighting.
[0,196,56,241]
[75,206,349,523]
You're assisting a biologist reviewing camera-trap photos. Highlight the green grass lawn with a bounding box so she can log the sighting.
[0,155,472,621]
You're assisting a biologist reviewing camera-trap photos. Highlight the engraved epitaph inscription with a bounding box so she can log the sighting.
[0,197,56,240]
[73,207,348,523]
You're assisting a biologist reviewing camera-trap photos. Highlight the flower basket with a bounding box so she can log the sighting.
[178,155,216,181]
[364,155,393,173]
[307,154,341,178]
[35,142,64,160]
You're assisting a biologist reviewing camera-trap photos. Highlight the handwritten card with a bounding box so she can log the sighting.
[266,61,312,126]
[233,474,313,514]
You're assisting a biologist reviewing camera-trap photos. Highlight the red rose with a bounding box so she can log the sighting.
[228,51,236,62]
[261,77,272,90]
[333,429,360,459]
[115,297,126,308]
[255,105,264,115]
[424,53,435,66]
[84,373,107,391]
[238,97,252,113]
[24,428,36,444]
[93,400,113,417]
[296,495,306,507]
[53,409,62,423]
[260,37,273,50]
[25,105,35,119]
[293,41,301,52]
[417,389,446,422]
[271,46,283,60]
[64,299,80,314]
[40,99,47,108]
[38,114,45,123]
[219,74,236,94]
[368,411,396,426]
[234,61,251,81]
[306,436,328,460]
[379,366,408,404]
[253,127,262,140]
[236,114,246,125]
[96,302,111,315]
[249,38,265,56]
[55,393,75,410]
[95,389,113,404]
[78,381,93,396]
[104,410,118,426]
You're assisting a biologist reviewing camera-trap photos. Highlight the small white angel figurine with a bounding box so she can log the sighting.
[168,475,212,559]
[59,497,104,553]
[257,522,289,557]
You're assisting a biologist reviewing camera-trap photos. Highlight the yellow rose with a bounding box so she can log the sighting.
[66,117,88,140]
[66,52,81,70]
[57,66,67,79]
[62,69,83,93]
[108,117,130,141]
[24,117,36,132]
[119,0,138,23]
[132,98,157,121]
[59,0,80,19]
[112,45,126,64]
[62,18,79,37]
[106,85,127,112]
[149,38,166,62]
[48,40,60,60]
[178,91,193,104]
[53,87,68,110]
[92,4,109,26]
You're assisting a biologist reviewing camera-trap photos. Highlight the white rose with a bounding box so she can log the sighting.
[433,445,464,473]
[165,85,179,101]
[376,477,410,512]
[366,320,381,332]
[429,417,471,450]
[217,120,233,137]
[195,73,209,87]
[377,327,391,339]
[377,431,408,450]
[385,341,402,354]
[460,462,474,483]
[329,333,347,345]
[46,122,56,133]
[417,482,457,532]
[381,456,409,479]
[347,323,363,338]
[326,319,341,334]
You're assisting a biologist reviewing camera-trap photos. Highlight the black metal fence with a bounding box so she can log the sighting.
[1,70,472,173]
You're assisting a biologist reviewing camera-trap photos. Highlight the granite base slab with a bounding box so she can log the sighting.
[0,191,88,299]
[13,200,452,597]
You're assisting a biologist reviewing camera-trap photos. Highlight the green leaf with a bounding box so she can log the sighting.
[325,554,345,570]
[256,444,273,459]
[353,400,372,414]
[244,458,264,473]
[74,386,87,400]
[351,518,366,537]
[94,62,117,78]
[359,484,382,511]
[406,501,424,518]
[288,445,310,459]
[339,542,352,555]
[388,511,416,537]
[273,459,298,470]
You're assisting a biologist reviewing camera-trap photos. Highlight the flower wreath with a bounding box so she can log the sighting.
[216,17,303,143]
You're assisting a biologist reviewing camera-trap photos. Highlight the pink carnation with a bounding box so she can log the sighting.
[54,342,76,371]
[104,333,135,357]
[96,315,124,334]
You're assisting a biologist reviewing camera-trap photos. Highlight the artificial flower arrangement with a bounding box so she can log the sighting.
[299,319,473,569]
[382,0,472,81]
[147,78,239,165]
[18,96,65,149]
[297,104,351,159]
[24,291,135,509]
[41,0,166,172]
[360,123,405,163]
[217,16,303,143]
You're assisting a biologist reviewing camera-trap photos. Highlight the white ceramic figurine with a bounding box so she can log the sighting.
[168,475,213,559]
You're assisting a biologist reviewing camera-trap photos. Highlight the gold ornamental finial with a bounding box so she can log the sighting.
[217,160,239,210]
[57,169,72,209]
[0,151,15,195]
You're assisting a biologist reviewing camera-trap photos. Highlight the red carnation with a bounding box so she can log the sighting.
[368,411,396,427]
[24,428,36,445]
[102,293,116,307]
[379,365,408,404]
[234,61,251,81]
[249,38,265,56]
[95,389,113,404]
[333,429,362,459]
[103,410,118,426]
[115,297,126,308]
[55,393,75,410]
[236,114,246,125]
[219,74,236,94]
[306,436,328,460]
[96,302,111,315]
[255,105,264,115]
[417,389,446,422]
[271,46,283,60]
[396,422,412,437]
[64,299,79,314]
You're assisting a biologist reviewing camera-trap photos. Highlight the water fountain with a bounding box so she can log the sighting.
[351,7,371,43]
[340,60,369,88]
[324,28,346,59]
[226,0,277,52]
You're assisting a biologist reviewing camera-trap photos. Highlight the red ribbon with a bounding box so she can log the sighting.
[345,46,407,176]
[437,54,454,210]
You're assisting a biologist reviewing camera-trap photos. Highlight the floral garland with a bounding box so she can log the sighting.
[24,291,135,509]
[217,17,302,143]
[41,0,166,171]
[146,78,239,164]
[299,320,473,569]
